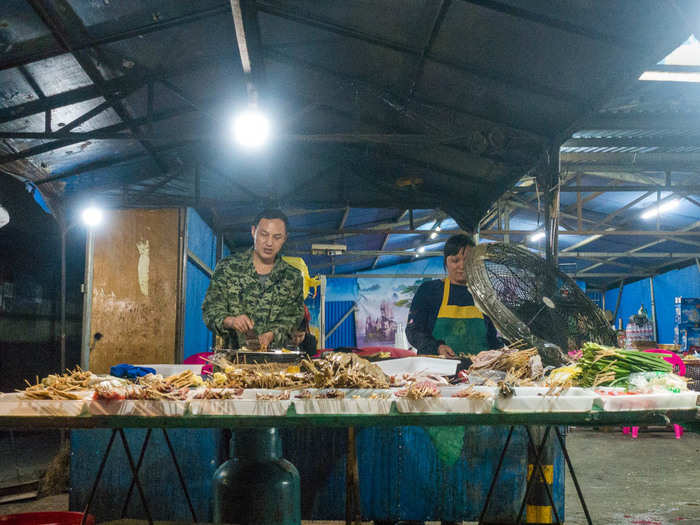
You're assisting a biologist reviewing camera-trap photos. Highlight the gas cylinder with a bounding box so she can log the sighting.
[213,428,301,525]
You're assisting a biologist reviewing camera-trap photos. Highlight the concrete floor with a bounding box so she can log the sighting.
[1,428,699,524]
[562,427,700,525]
[0,430,60,486]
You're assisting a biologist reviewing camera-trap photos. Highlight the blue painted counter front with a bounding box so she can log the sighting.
[281,425,565,523]
[70,429,223,522]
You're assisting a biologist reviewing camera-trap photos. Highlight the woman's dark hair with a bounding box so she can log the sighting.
[253,208,289,230]
[443,234,475,267]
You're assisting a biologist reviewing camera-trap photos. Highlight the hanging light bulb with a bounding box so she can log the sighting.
[0,204,9,229]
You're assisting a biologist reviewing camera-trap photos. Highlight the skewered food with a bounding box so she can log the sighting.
[18,367,97,399]
[452,386,491,400]
[164,369,203,388]
[302,353,389,389]
[395,381,440,399]
[93,381,189,400]
[468,346,543,383]
[255,391,291,400]
[295,389,346,399]
[193,388,244,399]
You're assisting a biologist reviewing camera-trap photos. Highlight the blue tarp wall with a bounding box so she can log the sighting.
[183,208,229,359]
[604,264,700,344]
[324,256,589,348]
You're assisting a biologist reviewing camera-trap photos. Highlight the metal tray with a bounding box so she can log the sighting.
[230,350,305,364]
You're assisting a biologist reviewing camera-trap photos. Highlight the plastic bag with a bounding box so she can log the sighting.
[627,371,688,393]
[465,370,506,385]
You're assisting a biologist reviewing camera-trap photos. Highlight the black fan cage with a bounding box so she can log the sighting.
[466,243,616,352]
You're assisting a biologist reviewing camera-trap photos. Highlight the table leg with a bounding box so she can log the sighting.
[516,426,562,525]
[117,428,153,525]
[345,426,361,525]
[478,425,515,524]
[120,428,152,518]
[161,428,198,522]
[554,427,592,525]
[80,429,117,525]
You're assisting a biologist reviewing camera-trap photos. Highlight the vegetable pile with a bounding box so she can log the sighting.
[577,342,672,387]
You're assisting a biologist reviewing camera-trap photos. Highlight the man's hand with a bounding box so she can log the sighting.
[223,315,254,332]
[258,331,274,350]
[437,344,456,357]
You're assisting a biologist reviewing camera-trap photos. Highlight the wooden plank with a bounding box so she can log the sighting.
[89,209,182,373]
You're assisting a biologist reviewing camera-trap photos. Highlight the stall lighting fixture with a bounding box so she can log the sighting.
[641,199,680,219]
[233,107,271,149]
[528,231,545,242]
[429,224,442,239]
[81,206,103,227]
[418,246,426,253]
[0,205,9,229]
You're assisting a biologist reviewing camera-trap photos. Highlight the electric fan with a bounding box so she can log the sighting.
[465,243,616,366]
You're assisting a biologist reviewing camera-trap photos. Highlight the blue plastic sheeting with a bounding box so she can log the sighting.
[184,208,217,358]
[27,183,53,215]
[604,264,700,344]
[280,426,564,522]
[184,260,214,357]
[187,208,216,270]
[654,265,700,343]
[326,277,358,302]
[325,255,590,347]
[605,278,653,334]
[325,300,356,348]
[70,429,223,522]
[587,290,602,309]
[362,256,446,276]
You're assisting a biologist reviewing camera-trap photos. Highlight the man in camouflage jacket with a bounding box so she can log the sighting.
[202,209,304,350]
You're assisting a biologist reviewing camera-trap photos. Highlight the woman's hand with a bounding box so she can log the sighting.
[437,344,456,357]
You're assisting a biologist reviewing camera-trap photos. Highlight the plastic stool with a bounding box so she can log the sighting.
[622,424,683,439]
[621,349,686,440]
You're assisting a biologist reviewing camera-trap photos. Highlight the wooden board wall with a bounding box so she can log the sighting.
[89,209,183,373]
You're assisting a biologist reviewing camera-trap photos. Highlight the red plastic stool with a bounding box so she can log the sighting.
[622,349,686,439]
[0,512,95,525]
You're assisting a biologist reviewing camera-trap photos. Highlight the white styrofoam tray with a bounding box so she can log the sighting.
[395,386,495,414]
[86,399,188,416]
[190,389,293,416]
[292,389,393,415]
[135,364,204,377]
[594,388,698,411]
[494,387,598,413]
[0,392,90,417]
[376,357,459,377]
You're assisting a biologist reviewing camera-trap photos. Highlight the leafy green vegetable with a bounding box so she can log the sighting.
[577,342,672,387]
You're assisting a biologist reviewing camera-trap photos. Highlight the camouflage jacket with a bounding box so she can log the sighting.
[202,249,304,349]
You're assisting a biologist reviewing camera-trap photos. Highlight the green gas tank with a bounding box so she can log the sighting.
[213,428,301,525]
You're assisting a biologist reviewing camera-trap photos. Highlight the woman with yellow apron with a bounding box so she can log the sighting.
[402,236,500,525]
[406,235,498,356]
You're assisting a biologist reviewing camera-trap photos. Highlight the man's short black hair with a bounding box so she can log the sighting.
[443,233,475,260]
[296,317,309,333]
[253,208,289,230]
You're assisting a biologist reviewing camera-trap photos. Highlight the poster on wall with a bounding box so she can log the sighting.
[355,277,433,347]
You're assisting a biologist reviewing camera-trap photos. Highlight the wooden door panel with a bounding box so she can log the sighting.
[89,209,182,373]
